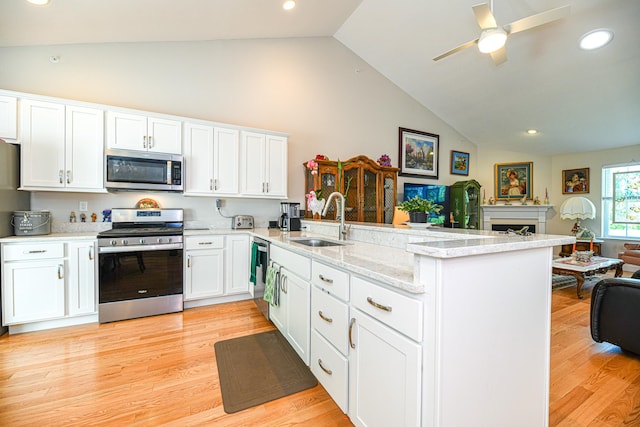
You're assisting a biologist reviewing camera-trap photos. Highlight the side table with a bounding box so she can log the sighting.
[559,239,603,257]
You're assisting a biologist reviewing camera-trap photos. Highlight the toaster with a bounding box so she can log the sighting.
[232,215,254,229]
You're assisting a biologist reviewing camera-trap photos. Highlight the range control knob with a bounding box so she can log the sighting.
[122,240,128,246]
[139,238,145,244]
[168,237,173,243]
[110,240,117,246]
[157,237,163,244]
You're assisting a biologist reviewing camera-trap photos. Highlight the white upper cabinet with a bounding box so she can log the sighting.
[107,111,181,154]
[240,131,287,198]
[0,95,18,140]
[183,123,239,196]
[20,100,105,192]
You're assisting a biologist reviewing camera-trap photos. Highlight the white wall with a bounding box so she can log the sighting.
[0,37,476,226]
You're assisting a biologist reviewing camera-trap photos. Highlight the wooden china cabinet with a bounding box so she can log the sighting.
[304,155,399,223]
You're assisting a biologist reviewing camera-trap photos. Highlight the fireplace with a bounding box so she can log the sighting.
[482,205,552,233]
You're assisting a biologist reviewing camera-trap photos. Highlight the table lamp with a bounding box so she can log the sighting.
[559,196,596,238]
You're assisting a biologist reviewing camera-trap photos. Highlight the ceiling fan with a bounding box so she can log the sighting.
[433,2,570,65]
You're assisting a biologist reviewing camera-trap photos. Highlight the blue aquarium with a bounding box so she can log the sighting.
[403,183,451,227]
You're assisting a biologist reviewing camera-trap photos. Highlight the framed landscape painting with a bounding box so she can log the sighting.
[450,150,470,176]
[398,127,439,179]
[494,162,533,200]
[562,168,589,194]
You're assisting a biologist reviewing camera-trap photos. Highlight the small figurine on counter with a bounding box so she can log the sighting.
[488,197,496,205]
[521,195,527,205]
[102,209,112,222]
[533,196,541,205]
[70,211,77,223]
[80,213,86,223]
[91,212,97,222]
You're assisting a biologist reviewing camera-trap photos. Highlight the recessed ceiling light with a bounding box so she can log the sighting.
[526,129,538,135]
[27,0,50,5]
[579,29,614,50]
[283,0,296,10]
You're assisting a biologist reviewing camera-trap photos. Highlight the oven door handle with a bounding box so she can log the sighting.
[99,243,183,253]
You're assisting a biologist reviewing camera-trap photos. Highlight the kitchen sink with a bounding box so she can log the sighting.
[288,237,351,247]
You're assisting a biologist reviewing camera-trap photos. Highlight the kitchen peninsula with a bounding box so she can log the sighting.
[248,221,574,427]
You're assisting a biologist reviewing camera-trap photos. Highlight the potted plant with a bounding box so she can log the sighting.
[398,196,443,223]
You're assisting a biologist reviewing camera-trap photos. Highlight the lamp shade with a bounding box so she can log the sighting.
[559,197,596,220]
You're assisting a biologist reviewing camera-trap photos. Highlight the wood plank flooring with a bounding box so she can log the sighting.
[1,272,640,426]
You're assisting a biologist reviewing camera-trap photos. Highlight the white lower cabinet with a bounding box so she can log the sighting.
[311,329,349,412]
[184,234,251,303]
[348,308,421,427]
[1,240,98,328]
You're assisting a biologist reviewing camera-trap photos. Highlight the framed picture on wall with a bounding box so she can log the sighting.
[450,150,470,176]
[562,168,589,194]
[398,127,439,179]
[494,162,533,200]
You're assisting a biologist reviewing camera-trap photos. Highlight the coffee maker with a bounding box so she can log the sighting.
[279,202,301,231]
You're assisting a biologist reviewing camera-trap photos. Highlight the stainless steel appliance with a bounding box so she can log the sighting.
[252,236,269,320]
[279,202,301,231]
[97,208,184,323]
[232,215,254,229]
[105,149,183,192]
[0,142,30,335]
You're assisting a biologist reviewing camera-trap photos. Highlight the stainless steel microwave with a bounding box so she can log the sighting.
[105,149,183,192]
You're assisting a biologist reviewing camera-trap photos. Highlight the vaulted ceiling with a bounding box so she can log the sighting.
[2,0,638,156]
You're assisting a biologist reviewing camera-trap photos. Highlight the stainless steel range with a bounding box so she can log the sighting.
[97,208,184,323]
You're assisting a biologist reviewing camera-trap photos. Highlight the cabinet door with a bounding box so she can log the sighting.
[65,106,105,190]
[225,235,249,295]
[284,270,311,365]
[213,127,240,195]
[3,259,66,324]
[184,123,214,195]
[265,134,287,197]
[240,131,266,196]
[348,309,421,427]
[106,111,147,151]
[184,249,224,300]
[67,241,97,316]
[0,95,18,140]
[20,100,66,188]
[148,117,181,154]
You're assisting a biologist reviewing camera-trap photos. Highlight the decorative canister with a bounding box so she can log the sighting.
[11,211,51,236]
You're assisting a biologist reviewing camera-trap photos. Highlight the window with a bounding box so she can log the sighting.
[602,163,640,238]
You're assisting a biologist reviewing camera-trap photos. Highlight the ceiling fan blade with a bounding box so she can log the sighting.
[432,38,478,61]
[490,46,507,65]
[473,3,497,30]
[504,5,570,34]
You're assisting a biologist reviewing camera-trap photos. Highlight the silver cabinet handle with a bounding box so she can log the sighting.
[59,170,63,184]
[318,310,333,323]
[210,179,213,191]
[88,246,94,260]
[367,297,392,312]
[265,182,269,193]
[148,135,153,148]
[318,359,333,375]
[143,135,148,148]
[187,255,191,268]
[57,264,64,280]
[66,170,71,184]
[198,241,213,245]
[318,274,333,284]
[25,250,46,254]
[281,275,287,294]
[349,318,356,349]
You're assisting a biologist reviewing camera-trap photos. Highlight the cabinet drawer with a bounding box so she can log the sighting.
[3,242,64,261]
[311,330,348,413]
[185,235,224,250]
[312,286,349,355]
[270,245,310,280]
[312,261,349,301]
[351,276,423,342]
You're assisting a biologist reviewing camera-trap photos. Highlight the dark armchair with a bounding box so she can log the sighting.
[590,270,640,355]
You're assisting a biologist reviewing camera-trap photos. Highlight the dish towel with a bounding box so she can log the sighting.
[264,265,278,305]
[250,242,261,285]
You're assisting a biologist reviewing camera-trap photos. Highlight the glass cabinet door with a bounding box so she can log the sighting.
[362,167,378,222]
[344,167,359,221]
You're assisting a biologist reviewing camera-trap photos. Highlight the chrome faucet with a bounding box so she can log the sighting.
[322,191,349,240]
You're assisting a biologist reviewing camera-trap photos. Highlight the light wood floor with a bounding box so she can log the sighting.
[1,273,640,426]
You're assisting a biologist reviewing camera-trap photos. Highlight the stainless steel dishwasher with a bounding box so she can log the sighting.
[252,237,269,320]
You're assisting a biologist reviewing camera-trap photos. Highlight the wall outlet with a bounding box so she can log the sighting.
[215,199,223,208]
[79,201,88,212]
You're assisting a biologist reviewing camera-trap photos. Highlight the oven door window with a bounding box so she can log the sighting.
[99,249,183,303]
[106,156,168,185]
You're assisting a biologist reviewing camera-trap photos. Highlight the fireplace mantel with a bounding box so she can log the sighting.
[481,205,553,233]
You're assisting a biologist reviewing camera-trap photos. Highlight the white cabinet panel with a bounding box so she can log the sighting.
[184,248,224,300]
[0,95,18,140]
[225,234,249,295]
[107,111,181,154]
[148,117,181,154]
[65,105,104,190]
[240,131,287,198]
[184,123,214,195]
[67,241,97,316]
[213,127,239,195]
[311,329,349,413]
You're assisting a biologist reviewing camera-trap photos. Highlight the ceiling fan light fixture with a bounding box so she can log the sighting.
[283,0,296,10]
[477,28,507,53]
[579,29,613,50]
